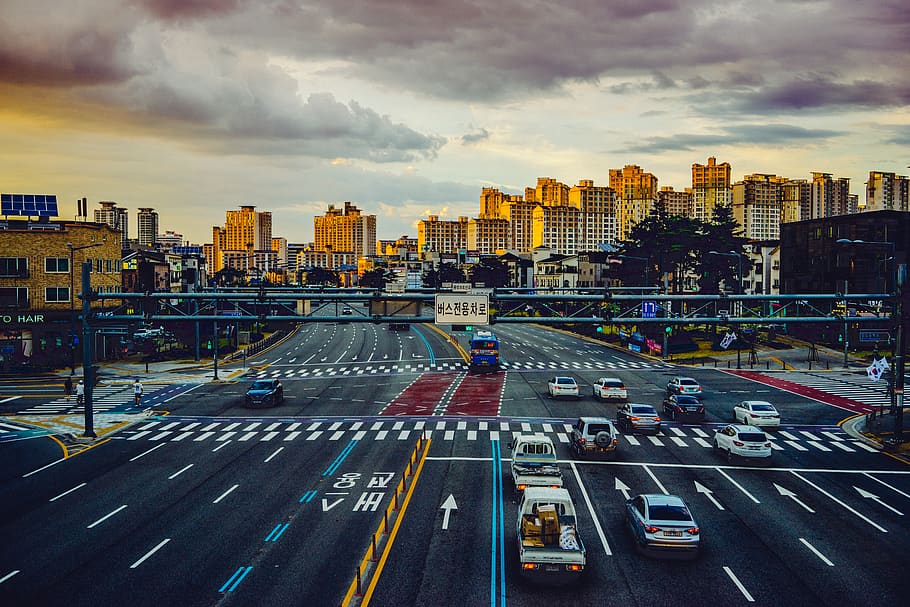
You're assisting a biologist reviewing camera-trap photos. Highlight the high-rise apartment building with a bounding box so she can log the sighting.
[224,205,272,252]
[500,199,537,253]
[781,179,811,223]
[811,172,854,218]
[417,215,469,253]
[530,177,570,207]
[479,187,523,219]
[569,179,619,249]
[609,165,658,241]
[137,207,158,247]
[272,237,288,273]
[865,171,910,212]
[156,230,182,251]
[467,218,509,254]
[313,202,376,258]
[94,201,129,242]
[658,186,694,219]
[732,174,787,240]
[691,157,732,221]
[532,205,580,254]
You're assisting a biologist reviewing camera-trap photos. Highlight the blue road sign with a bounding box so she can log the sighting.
[642,301,657,318]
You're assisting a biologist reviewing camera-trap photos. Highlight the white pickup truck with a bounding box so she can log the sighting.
[509,435,563,493]
[517,487,586,584]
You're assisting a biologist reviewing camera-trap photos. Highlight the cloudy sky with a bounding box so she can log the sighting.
[1,0,908,245]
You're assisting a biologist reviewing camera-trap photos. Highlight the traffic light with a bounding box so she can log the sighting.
[465,325,473,332]
[596,325,604,333]
[665,326,673,335]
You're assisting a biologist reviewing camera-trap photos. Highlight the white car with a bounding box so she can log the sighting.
[734,400,781,427]
[713,424,772,462]
[666,376,703,396]
[548,376,580,399]
[593,377,627,401]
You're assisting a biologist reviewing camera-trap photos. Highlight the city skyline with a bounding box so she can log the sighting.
[1,0,907,245]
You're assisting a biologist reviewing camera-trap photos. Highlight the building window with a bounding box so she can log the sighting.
[45,257,70,273]
[0,287,28,309]
[45,287,70,303]
[0,257,29,278]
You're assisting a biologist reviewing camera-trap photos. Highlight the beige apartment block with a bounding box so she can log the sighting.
[733,174,787,240]
[692,156,732,221]
[609,165,658,241]
[314,202,376,258]
[532,205,580,255]
[467,218,509,254]
[811,172,854,218]
[781,179,811,223]
[658,186,694,219]
[865,171,910,212]
[224,205,272,252]
[528,177,570,206]
[500,199,537,253]
[569,179,619,248]
[417,215,469,253]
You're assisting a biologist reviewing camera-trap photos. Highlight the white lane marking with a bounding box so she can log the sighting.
[778,431,799,440]
[0,570,20,584]
[130,538,171,569]
[723,566,755,602]
[863,472,910,500]
[799,538,834,566]
[168,464,193,480]
[212,441,231,452]
[799,430,821,441]
[821,431,845,441]
[285,431,301,441]
[643,465,669,495]
[830,442,855,452]
[693,437,711,448]
[624,435,640,446]
[216,432,237,442]
[375,430,388,440]
[569,462,612,556]
[238,432,257,442]
[242,422,261,432]
[467,430,477,441]
[149,431,172,441]
[648,436,664,446]
[784,440,809,451]
[670,427,686,437]
[852,441,879,452]
[306,431,323,441]
[692,428,709,438]
[329,431,345,441]
[129,444,165,461]
[556,433,569,443]
[127,431,152,441]
[716,468,761,504]
[670,437,687,447]
[172,432,193,442]
[398,430,411,440]
[49,482,88,502]
[264,447,284,463]
[213,484,239,504]
[87,504,128,529]
[444,430,454,441]
[261,432,279,441]
[222,422,241,432]
[287,422,301,432]
[158,422,181,431]
[193,432,215,442]
[791,471,887,533]
[807,441,832,452]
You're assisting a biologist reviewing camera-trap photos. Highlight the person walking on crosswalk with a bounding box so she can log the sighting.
[75,380,84,406]
[133,379,144,407]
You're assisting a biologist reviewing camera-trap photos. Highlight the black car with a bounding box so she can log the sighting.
[662,394,706,422]
[245,379,284,408]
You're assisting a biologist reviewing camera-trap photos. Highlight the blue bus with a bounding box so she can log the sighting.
[469,330,500,369]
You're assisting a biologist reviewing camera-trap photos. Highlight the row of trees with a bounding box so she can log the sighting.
[211,202,749,294]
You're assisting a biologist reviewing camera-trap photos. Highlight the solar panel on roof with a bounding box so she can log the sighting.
[1,193,60,216]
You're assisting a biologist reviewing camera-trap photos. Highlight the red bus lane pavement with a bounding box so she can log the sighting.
[380,372,460,416]
[379,371,506,416]
[724,369,876,414]
[446,371,505,416]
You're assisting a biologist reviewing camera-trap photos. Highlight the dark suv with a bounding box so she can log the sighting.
[245,379,284,408]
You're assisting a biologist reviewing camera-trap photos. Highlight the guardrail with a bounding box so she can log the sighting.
[341,431,431,606]
[225,330,287,361]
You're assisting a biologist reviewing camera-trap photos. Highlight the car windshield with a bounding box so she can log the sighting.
[738,432,767,442]
[680,379,698,386]
[631,405,657,415]
[250,381,273,391]
[750,403,776,411]
[647,504,692,522]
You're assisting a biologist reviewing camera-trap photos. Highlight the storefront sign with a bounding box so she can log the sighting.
[0,314,45,324]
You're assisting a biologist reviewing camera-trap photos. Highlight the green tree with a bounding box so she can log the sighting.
[470,258,510,288]
[621,200,702,293]
[302,267,340,287]
[423,263,466,288]
[359,268,393,289]
[212,267,245,287]
[696,205,751,294]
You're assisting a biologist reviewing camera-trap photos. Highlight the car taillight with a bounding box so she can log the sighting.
[733,440,744,446]
[765,442,771,447]
[517,484,527,491]
[654,416,661,422]
[687,527,699,535]
[613,439,619,445]
[644,525,659,533]
[550,485,560,489]
[522,563,538,570]
[578,438,586,444]
[630,416,640,421]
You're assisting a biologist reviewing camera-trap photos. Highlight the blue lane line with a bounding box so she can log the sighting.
[272,523,290,542]
[219,566,252,593]
[322,440,358,477]
[264,524,282,542]
[496,440,506,605]
[299,489,318,503]
[489,440,499,607]
[411,326,437,365]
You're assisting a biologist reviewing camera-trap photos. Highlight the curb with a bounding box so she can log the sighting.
[839,414,883,450]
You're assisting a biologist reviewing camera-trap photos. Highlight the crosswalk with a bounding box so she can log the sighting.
[249,359,671,379]
[115,418,879,454]
[781,371,893,410]
[15,382,174,415]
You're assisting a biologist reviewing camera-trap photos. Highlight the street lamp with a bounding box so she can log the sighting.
[66,241,103,375]
[708,250,743,294]
[616,255,649,288]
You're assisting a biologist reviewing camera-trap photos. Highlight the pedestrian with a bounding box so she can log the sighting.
[75,379,85,405]
[133,379,143,406]
[64,377,73,400]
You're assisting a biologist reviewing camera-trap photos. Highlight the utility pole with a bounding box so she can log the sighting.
[894,264,906,444]
[81,261,96,438]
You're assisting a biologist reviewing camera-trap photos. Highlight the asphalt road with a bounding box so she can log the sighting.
[1,323,908,606]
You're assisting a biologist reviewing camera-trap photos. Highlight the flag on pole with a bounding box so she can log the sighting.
[867,357,890,382]
[720,332,736,350]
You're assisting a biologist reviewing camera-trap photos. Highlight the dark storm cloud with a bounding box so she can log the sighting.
[737,75,910,112]
[622,123,844,153]
[138,0,244,21]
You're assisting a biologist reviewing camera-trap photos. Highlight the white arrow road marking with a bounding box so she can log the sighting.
[791,471,887,533]
[695,481,724,510]
[855,486,904,516]
[615,477,631,501]
[863,472,910,501]
[440,494,457,529]
[774,483,815,513]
